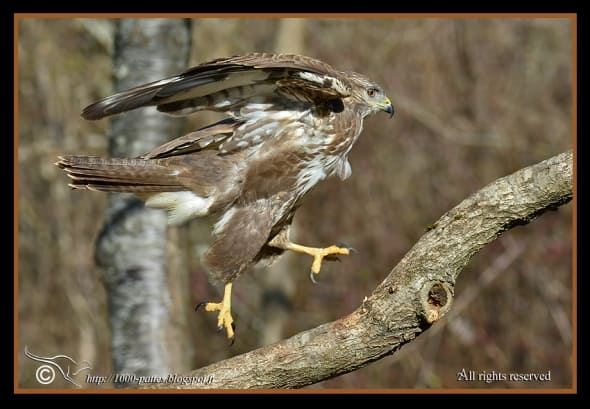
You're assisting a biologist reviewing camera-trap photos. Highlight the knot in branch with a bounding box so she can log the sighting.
[420,281,454,324]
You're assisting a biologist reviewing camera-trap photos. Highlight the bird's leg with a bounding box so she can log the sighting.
[268,228,351,282]
[195,282,235,344]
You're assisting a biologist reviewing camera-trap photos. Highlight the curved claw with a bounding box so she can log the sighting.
[310,270,318,284]
[229,323,236,346]
[195,302,208,312]
[336,242,356,254]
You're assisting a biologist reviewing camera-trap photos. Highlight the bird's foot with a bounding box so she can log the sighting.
[310,244,350,273]
[280,242,352,282]
[267,233,354,283]
[195,282,235,345]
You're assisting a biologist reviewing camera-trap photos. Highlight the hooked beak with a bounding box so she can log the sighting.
[381,97,394,118]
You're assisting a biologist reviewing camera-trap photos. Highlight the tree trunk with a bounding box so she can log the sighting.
[95,18,192,386]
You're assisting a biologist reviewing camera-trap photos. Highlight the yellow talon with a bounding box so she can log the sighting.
[309,245,351,274]
[281,242,351,282]
[196,282,235,344]
[267,229,353,282]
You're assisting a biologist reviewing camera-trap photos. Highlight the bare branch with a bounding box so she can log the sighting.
[148,150,572,389]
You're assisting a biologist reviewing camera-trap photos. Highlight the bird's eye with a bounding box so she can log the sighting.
[367,88,377,98]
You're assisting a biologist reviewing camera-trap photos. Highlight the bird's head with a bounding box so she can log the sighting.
[349,74,394,118]
[365,84,394,118]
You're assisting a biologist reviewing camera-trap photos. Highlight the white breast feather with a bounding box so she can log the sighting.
[335,158,352,180]
[297,157,327,196]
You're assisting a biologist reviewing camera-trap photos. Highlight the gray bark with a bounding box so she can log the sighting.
[146,150,572,389]
[95,19,192,386]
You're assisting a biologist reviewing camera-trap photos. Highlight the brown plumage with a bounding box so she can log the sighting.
[56,53,394,342]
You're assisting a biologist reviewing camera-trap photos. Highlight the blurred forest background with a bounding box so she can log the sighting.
[17,17,573,389]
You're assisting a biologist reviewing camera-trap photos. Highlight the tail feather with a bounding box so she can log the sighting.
[55,155,184,193]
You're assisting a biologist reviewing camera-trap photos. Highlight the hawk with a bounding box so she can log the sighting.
[56,53,394,343]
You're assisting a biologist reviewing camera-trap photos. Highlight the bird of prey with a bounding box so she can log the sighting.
[56,53,394,344]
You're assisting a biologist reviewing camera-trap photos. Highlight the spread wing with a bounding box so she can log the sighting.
[82,53,353,120]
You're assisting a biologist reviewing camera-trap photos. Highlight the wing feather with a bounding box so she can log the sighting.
[81,53,352,120]
[140,118,239,159]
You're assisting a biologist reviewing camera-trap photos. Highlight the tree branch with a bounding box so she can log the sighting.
[150,150,572,389]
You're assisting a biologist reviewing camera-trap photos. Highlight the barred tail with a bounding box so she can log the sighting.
[55,155,184,193]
